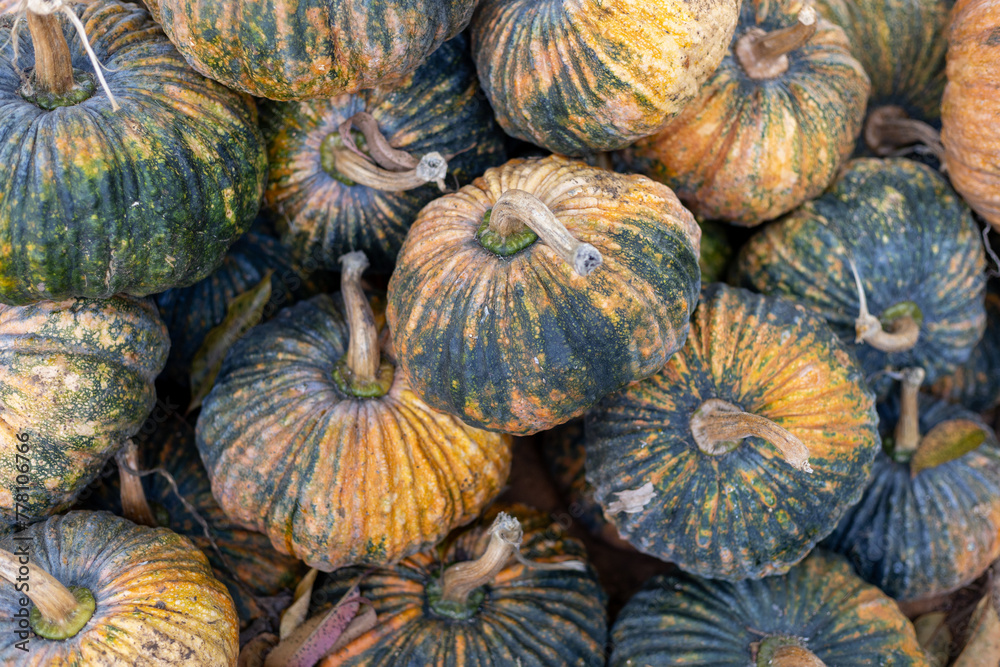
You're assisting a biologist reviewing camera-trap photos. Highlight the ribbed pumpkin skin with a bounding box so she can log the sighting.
[197,294,512,571]
[469,0,740,156]
[941,0,1000,230]
[813,0,950,122]
[144,0,474,100]
[0,511,238,666]
[823,396,1000,602]
[737,158,986,387]
[0,0,266,305]
[387,156,702,435]
[586,284,879,580]
[0,296,168,525]
[609,550,925,666]
[930,289,1000,411]
[312,505,607,666]
[627,0,869,226]
[260,37,506,273]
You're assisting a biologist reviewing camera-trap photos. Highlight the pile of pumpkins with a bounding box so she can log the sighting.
[1,0,999,664]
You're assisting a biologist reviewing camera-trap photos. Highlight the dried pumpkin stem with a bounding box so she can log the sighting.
[0,548,95,639]
[439,512,523,605]
[332,148,448,192]
[736,6,817,79]
[116,439,157,528]
[848,259,921,352]
[25,8,74,96]
[488,189,603,276]
[766,645,826,667]
[339,112,418,171]
[894,367,926,457]
[864,106,945,159]
[339,251,380,383]
[690,398,812,473]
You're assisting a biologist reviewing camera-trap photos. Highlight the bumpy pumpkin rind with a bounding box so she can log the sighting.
[736,157,986,388]
[0,296,168,525]
[469,0,741,155]
[196,294,512,571]
[0,511,238,666]
[312,504,608,666]
[0,0,267,305]
[586,283,879,580]
[930,289,1000,411]
[387,156,702,435]
[260,36,506,273]
[628,0,870,226]
[609,550,925,666]
[823,395,1000,602]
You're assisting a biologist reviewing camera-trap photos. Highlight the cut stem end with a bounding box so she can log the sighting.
[736,7,817,80]
[0,549,95,640]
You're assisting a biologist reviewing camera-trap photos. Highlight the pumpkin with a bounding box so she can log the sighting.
[310,504,607,666]
[0,511,238,664]
[387,155,702,435]
[609,550,925,666]
[585,283,879,580]
[697,220,735,285]
[0,295,169,525]
[930,286,1000,412]
[940,0,1000,231]
[469,0,741,156]
[260,35,506,273]
[736,157,987,391]
[143,0,474,100]
[624,1,869,226]
[823,375,1000,602]
[0,0,266,305]
[197,252,512,571]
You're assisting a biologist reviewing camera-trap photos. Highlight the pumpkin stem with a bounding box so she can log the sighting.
[0,548,95,639]
[894,366,926,458]
[439,512,523,605]
[690,398,812,473]
[735,6,817,80]
[848,258,921,352]
[339,112,418,171]
[864,106,945,160]
[24,7,74,96]
[116,439,158,528]
[754,636,826,667]
[334,251,394,398]
[486,189,603,276]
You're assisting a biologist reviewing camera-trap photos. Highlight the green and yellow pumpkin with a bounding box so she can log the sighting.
[387,155,702,435]
[0,0,266,305]
[930,285,1000,412]
[586,283,879,579]
[469,0,741,156]
[609,550,925,666]
[260,36,506,273]
[625,1,870,226]
[0,296,169,525]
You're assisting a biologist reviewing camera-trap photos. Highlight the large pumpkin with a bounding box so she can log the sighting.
[469,0,740,156]
[0,296,169,525]
[586,283,879,580]
[0,511,238,665]
[625,1,870,226]
[0,0,266,305]
[310,505,608,666]
[144,0,475,100]
[737,157,986,390]
[387,155,702,435]
[260,35,506,273]
[930,285,1000,412]
[197,252,512,571]
[609,550,925,666]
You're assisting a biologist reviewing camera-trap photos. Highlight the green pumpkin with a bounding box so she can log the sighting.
[0,296,169,525]
[0,0,266,305]
[930,286,1000,412]
[610,550,925,666]
[586,283,879,579]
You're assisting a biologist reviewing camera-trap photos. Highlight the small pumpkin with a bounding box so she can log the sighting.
[0,511,238,665]
[387,155,702,435]
[0,0,266,305]
[0,296,169,525]
[586,283,879,580]
[930,286,1000,412]
[197,252,512,571]
[469,0,740,156]
[625,1,870,226]
[736,157,986,390]
[260,36,506,273]
[609,550,925,666]
[310,505,608,666]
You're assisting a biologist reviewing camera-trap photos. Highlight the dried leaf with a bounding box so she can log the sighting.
[911,419,987,476]
[279,567,318,640]
[266,586,376,667]
[954,592,1000,667]
[913,612,950,667]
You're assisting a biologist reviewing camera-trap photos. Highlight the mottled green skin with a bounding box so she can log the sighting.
[586,284,879,579]
[813,0,950,122]
[0,0,266,305]
[930,288,1000,411]
[313,506,608,666]
[823,395,1000,601]
[737,158,986,392]
[610,550,926,666]
[260,36,506,273]
[698,220,734,284]
[0,296,168,526]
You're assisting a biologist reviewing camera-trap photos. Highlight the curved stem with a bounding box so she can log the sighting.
[0,548,94,638]
[864,106,944,159]
[339,251,380,384]
[489,189,603,276]
[894,367,925,457]
[339,112,418,171]
[440,513,523,605]
[848,259,921,353]
[26,8,74,96]
[332,148,448,192]
[736,6,817,79]
[116,439,157,528]
[690,398,812,473]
